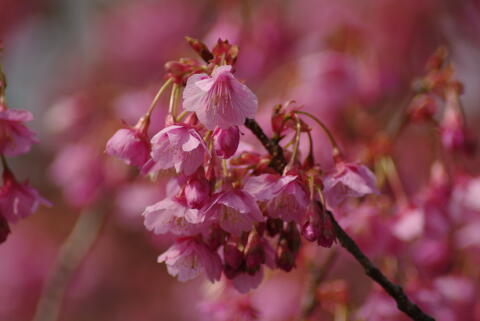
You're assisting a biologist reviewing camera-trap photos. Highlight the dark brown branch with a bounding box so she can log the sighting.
[244,118,435,321]
[244,118,287,173]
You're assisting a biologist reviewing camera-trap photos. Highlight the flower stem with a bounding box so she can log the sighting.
[145,78,173,118]
[294,111,341,159]
[287,116,302,168]
[244,118,435,321]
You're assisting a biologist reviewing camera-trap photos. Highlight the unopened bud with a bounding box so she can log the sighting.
[213,126,240,159]
[266,218,283,237]
[244,232,265,275]
[185,37,213,63]
[275,239,295,272]
[0,215,10,244]
[223,242,244,279]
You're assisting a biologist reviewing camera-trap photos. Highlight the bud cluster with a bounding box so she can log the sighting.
[106,38,378,292]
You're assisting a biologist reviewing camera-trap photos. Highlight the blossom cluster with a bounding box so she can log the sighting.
[0,59,49,244]
[106,39,378,292]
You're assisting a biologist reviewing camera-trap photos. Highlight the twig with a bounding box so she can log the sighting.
[243,118,435,321]
[33,208,107,321]
[300,250,339,320]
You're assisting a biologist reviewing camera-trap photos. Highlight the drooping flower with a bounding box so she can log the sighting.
[302,201,336,247]
[105,127,150,168]
[0,169,50,223]
[142,197,206,236]
[323,162,378,207]
[0,107,38,157]
[183,65,258,129]
[204,189,264,236]
[213,126,240,159]
[158,238,222,282]
[144,124,207,176]
[245,174,309,223]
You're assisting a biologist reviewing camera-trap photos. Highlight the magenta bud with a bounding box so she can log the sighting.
[244,232,265,275]
[0,215,10,244]
[302,221,319,242]
[266,218,283,237]
[206,226,227,250]
[224,243,244,279]
[275,239,295,272]
[213,126,240,159]
[184,176,210,209]
[285,222,301,253]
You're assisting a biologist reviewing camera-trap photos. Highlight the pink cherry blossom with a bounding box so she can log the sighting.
[144,124,207,176]
[245,174,309,223]
[323,162,378,207]
[183,65,258,129]
[0,107,38,157]
[105,127,150,167]
[0,170,50,223]
[213,126,240,159]
[158,238,222,282]
[143,197,206,236]
[204,189,264,236]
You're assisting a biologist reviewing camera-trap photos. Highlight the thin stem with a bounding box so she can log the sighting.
[244,118,435,321]
[33,208,107,321]
[294,111,341,157]
[380,156,408,204]
[176,110,189,122]
[0,155,8,170]
[145,78,173,118]
[288,117,302,168]
[300,250,339,320]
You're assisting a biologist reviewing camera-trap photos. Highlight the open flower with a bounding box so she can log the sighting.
[204,189,264,236]
[144,124,207,176]
[143,197,206,236]
[105,127,150,168]
[183,65,258,129]
[324,162,378,207]
[0,107,38,157]
[158,238,222,282]
[245,174,309,223]
[0,170,51,223]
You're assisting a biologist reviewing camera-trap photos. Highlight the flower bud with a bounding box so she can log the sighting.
[244,232,265,275]
[275,239,295,272]
[284,222,302,253]
[184,175,210,209]
[213,126,240,159]
[206,226,227,250]
[266,218,283,237]
[223,242,244,279]
[0,215,10,244]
